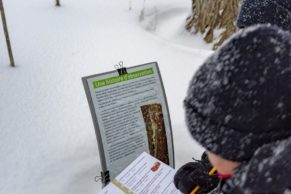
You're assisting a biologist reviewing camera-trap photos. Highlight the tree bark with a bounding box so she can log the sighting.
[56,0,60,7]
[186,0,239,49]
[0,0,15,67]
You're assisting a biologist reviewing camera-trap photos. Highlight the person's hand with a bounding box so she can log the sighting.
[174,152,219,194]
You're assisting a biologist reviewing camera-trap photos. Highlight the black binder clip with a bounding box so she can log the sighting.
[115,61,128,75]
[95,171,110,185]
[102,170,110,185]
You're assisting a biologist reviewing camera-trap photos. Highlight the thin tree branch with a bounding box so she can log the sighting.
[0,0,15,67]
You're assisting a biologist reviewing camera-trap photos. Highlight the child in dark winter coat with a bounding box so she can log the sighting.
[236,0,291,32]
[174,25,291,194]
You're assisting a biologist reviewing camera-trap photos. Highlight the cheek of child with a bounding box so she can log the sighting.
[207,151,241,178]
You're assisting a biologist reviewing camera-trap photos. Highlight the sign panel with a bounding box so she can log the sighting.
[82,62,174,183]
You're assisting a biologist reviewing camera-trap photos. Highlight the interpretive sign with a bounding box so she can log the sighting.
[82,62,174,185]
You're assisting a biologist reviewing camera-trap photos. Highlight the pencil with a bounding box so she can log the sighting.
[190,167,217,194]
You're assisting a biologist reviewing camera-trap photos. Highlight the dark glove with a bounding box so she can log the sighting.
[174,152,219,194]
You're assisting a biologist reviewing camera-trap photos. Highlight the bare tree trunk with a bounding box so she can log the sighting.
[56,0,60,7]
[0,0,15,67]
[186,0,239,49]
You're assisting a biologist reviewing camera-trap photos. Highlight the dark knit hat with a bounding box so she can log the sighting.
[237,0,291,32]
[185,25,291,162]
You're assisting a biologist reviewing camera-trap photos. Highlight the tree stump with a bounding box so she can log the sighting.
[186,0,240,49]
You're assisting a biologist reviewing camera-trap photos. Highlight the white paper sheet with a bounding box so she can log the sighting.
[99,152,181,194]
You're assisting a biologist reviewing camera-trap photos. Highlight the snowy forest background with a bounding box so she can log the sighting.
[0,0,239,193]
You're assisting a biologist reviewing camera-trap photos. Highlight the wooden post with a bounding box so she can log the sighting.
[0,0,15,67]
[56,0,60,6]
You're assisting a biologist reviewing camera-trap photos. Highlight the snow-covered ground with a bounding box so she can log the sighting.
[0,0,212,193]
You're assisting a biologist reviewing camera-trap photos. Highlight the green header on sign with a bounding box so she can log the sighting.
[93,68,154,88]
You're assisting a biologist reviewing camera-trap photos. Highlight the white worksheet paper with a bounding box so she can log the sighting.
[98,152,181,194]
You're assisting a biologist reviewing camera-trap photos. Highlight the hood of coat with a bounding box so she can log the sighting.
[237,0,291,32]
[222,136,291,194]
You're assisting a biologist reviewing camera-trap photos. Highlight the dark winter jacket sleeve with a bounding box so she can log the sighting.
[221,137,291,194]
